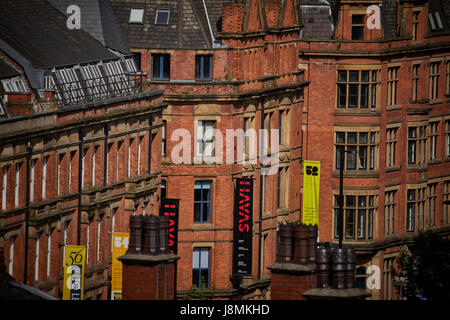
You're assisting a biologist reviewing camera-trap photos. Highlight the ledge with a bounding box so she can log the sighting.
[267,263,316,275]
[118,253,180,266]
[302,288,370,300]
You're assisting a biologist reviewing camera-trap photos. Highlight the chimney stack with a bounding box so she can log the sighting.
[118,215,180,300]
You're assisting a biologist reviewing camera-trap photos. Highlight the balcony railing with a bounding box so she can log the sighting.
[53,71,145,106]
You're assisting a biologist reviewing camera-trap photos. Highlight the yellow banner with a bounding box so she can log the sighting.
[302,160,321,226]
[111,232,129,300]
[63,245,86,300]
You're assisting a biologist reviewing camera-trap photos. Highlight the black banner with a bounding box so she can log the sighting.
[233,178,253,276]
[160,198,179,254]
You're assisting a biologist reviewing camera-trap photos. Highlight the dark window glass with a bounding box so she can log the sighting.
[151,54,170,80]
[194,181,211,223]
[195,55,212,80]
[155,9,170,25]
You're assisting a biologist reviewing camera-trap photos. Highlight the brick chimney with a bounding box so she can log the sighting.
[267,223,317,300]
[222,1,245,33]
[268,223,369,300]
[118,215,180,300]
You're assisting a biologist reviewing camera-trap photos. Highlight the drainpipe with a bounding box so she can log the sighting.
[257,96,265,280]
[77,127,84,245]
[148,114,153,174]
[103,123,109,186]
[23,141,32,284]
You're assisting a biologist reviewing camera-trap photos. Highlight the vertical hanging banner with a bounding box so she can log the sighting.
[160,198,179,254]
[233,178,253,276]
[63,245,86,300]
[111,232,129,300]
[302,160,321,226]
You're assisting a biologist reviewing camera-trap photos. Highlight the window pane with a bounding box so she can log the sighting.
[162,55,170,79]
[337,84,347,108]
[358,210,366,238]
[408,141,416,164]
[347,146,357,169]
[358,196,367,207]
[360,84,368,108]
[352,26,364,40]
[334,209,340,238]
[352,15,364,24]
[203,56,211,79]
[338,71,347,82]
[348,85,358,107]
[348,132,357,144]
[200,248,209,269]
[336,132,345,143]
[346,195,356,207]
[359,146,367,169]
[371,83,377,108]
[361,71,369,82]
[349,71,359,82]
[152,55,161,79]
[194,203,201,222]
[203,142,214,156]
[202,203,209,222]
[192,249,200,268]
[359,132,368,144]
[194,188,202,201]
[345,209,355,238]
[336,146,344,169]
[156,9,169,25]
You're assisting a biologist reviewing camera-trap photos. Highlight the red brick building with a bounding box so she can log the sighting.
[298,0,450,299]
[112,0,308,298]
[1,0,449,301]
[0,0,166,299]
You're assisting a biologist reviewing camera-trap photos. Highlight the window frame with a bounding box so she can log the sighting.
[386,127,398,168]
[412,63,420,101]
[194,181,212,224]
[129,8,145,24]
[336,69,378,110]
[195,55,213,81]
[428,121,439,162]
[151,54,170,81]
[412,10,419,41]
[387,67,399,106]
[407,125,427,166]
[335,129,379,172]
[444,180,450,225]
[192,247,211,289]
[351,14,365,40]
[333,192,377,241]
[384,190,396,235]
[155,8,170,25]
[429,62,440,100]
[196,120,216,157]
[406,187,426,233]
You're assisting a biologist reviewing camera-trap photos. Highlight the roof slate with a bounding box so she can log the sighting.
[0,0,118,70]
[110,0,214,49]
[0,59,21,79]
[47,0,131,54]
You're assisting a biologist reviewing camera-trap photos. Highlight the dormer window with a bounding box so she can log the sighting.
[352,15,365,40]
[129,8,144,24]
[155,8,170,25]
[429,12,443,31]
[1,76,27,93]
